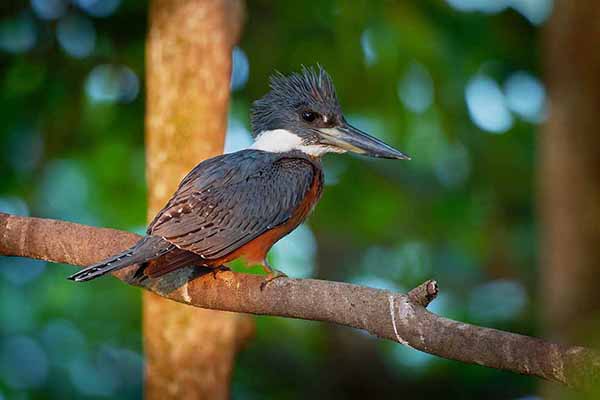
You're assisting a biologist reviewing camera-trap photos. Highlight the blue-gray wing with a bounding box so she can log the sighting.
[147,150,316,260]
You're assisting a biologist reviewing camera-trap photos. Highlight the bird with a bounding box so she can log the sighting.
[68,65,409,284]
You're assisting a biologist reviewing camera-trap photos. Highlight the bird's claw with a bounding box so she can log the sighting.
[211,265,231,279]
[260,269,287,291]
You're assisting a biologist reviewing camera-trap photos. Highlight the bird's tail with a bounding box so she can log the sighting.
[68,236,174,282]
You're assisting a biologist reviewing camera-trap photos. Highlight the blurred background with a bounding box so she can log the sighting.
[1,0,597,399]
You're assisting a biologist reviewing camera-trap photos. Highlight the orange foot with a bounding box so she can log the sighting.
[211,265,232,279]
[259,260,288,290]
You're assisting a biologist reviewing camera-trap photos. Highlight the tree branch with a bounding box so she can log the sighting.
[1,212,599,391]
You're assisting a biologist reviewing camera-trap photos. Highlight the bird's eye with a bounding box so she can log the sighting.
[302,111,318,122]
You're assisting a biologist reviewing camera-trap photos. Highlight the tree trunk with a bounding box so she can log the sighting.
[541,1,600,397]
[144,1,252,399]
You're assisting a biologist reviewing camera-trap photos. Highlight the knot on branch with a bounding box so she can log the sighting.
[408,279,439,307]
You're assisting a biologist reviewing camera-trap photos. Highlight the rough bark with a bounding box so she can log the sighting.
[144,1,250,399]
[1,212,599,392]
[541,3,600,398]
[541,0,600,344]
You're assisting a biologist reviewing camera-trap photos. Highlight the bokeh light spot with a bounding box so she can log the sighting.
[98,345,144,390]
[511,0,553,25]
[465,74,513,133]
[351,274,401,292]
[68,352,118,396]
[391,344,436,372]
[56,14,96,58]
[31,0,68,20]
[392,241,433,283]
[224,115,253,153]
[0,287,36,334]
[446,0,509,13]
[504,71,546,123]
[398,62,434,114]
[231,47,249,91]
[347,115,388,141]
[0,336,48,389]
[446,0,553,25]
[360,29,377,66]
[5,126,44,173]
[41,319,87,367]
[74,0,122,17]
[469,279,527,323]
[434,142,471,188]
[37,159,97,224]
[0,196,29,216]
[85,64,140,103]
[0,13,36,53]
[271,224,316,278]
[0,257,45,286]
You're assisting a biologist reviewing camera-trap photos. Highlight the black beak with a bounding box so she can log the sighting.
[318,121,410,160]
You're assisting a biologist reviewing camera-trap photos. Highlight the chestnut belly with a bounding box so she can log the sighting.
[210,167,322,266]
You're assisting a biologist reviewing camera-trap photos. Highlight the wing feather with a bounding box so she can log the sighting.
[148,151,316,260]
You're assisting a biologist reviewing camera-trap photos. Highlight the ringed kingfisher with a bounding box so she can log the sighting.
[69,66,409,284]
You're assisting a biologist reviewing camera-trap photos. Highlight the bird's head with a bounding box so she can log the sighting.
[250,65,409,160]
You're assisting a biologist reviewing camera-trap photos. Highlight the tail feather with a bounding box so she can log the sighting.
[144,248,206,278]
[68,236,174,282]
